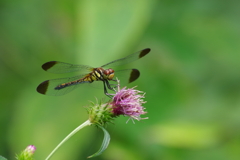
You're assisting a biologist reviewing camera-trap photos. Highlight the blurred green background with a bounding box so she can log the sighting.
[1,0,240,160]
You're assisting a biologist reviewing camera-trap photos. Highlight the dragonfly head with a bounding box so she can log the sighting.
[104,68,115,80]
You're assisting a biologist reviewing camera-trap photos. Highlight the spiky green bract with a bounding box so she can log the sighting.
[16,145,36,160]
[87,100,115,126]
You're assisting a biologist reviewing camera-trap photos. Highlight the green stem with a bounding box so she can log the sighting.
[45,120,92,160]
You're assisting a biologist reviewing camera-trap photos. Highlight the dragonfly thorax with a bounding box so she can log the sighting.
[93,68,115,81]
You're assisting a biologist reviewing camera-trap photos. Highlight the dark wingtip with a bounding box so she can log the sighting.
[42,61,57,71]
[36,80,49,94]
[139,48,151,58]
[129,69,140,83]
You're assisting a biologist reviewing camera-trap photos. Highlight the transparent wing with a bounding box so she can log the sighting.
[113,69,140,86]
[42,61,93,74]
[101,48,150,68]
[36,74,91,96]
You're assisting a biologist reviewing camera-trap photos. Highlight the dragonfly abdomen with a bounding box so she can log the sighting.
[54,70,105,91]
[55,77,92,90]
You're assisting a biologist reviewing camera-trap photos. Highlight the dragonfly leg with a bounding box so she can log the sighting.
[109,83,117,91]
[105,80,116,91]
[103,81,113,98]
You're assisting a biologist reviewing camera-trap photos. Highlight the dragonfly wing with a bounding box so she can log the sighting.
[42,61,93,73]
[101,48,150,68]
[36,74,90,96]
[113,69,140,86]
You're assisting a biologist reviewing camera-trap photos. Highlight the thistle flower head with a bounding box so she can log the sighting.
[87,80,147,125]
[110,84,148,122]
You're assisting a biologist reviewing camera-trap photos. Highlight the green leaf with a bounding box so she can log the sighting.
[0,156,7,160]
[88,125,110,158]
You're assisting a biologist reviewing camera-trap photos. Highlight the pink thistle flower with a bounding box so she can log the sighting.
[110,84,148,122]
[25,145,36,155]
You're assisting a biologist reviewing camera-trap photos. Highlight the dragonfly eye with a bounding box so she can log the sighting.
[104,68,114,75]
[103,70,109,75]
[108,68,114,74]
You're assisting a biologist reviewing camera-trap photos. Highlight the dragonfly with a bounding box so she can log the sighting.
[36,48,151,96]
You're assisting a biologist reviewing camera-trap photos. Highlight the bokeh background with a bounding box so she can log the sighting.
[1,0,240,160]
